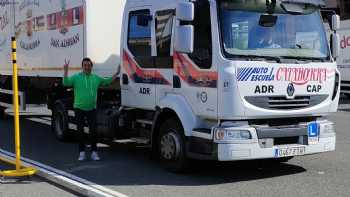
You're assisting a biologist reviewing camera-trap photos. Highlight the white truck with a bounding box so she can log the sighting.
[338,20,350,95]
[324,0,350,95]
[0,0,340,171]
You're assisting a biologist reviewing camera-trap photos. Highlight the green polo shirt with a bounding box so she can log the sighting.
[63,72,113,111]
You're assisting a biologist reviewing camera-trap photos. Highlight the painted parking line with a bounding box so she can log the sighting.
[0,149,129,197]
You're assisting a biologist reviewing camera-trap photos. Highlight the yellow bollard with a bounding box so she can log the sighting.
[0,37,37,177]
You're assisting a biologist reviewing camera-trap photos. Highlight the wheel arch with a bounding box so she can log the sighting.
[151,94,199,151]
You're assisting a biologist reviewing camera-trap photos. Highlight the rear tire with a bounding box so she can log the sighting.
[51,102,71,141]
[158,118,189,172]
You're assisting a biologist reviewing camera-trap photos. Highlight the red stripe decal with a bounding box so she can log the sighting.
[174,52,218,88]
[122,50,170,85]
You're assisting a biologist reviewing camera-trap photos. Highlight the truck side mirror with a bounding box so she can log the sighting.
[175,25,194,53]
[176,2,194,21]
[331,33,340,59]
[331,14,340,31]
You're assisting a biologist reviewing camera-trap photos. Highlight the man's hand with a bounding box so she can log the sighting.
[112,72,119,81]
[111,65,121,81]
[63,59,70,77]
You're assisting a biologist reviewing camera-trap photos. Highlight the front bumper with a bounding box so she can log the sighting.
[217,136,335,161]
[189,119,336,161]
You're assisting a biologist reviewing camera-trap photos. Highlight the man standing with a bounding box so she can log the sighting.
[63,58,117,161]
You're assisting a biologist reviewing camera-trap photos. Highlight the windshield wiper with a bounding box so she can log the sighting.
[230,54,281,63]
[229,54,329,63]
[295,44,302,49]
[280,56,327,62]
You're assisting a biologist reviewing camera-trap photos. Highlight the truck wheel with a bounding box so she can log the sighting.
[158,118,188,172]
[52,103,71,141]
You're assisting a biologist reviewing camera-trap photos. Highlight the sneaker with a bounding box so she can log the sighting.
[78,151,86,161]
[91,151,100,161]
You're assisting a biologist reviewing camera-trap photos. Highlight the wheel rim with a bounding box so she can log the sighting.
[160,131,181,160]
[55,111,64,137]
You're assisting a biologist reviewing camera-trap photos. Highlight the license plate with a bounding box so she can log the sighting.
[308,122,319,144]
[275,146,306,157]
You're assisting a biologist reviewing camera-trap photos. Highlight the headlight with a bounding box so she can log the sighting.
[320,123,336,138]
[215,128,252,141]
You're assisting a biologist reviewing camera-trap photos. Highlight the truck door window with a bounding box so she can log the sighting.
[188,1,212,69]
[339,0,350,19]
[155,9,175,68]
[127,10,153,68]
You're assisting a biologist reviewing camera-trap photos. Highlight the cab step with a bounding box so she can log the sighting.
[136,119,153,126]
[114,137,150,144]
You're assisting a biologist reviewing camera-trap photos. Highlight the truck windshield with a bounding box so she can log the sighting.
[219,9,330,61]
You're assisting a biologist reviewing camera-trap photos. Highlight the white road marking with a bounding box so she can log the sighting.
[65,164,106,173]
[0,149,129,197]
[27,117,85,131]
[27,117,51,125]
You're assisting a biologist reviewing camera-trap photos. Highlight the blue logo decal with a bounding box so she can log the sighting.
[287,83,295,97]
[308,123,319,137]
[237,67,275,81]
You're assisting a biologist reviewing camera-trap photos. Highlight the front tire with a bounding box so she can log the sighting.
[51,102,71,141]
[158,118,188,172]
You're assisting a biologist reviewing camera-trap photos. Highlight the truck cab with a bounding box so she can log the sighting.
[119,0,339,170]
[323,0,350,95]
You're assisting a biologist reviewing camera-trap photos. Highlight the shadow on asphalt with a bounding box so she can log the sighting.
[0,118,308,187]
[85,144,307,186]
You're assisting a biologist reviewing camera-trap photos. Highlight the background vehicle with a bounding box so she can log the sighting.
[324,0,350,95]
[0,0,340,171]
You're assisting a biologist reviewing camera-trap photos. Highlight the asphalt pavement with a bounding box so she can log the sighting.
[0,162,81,197]
[0,101,350,197]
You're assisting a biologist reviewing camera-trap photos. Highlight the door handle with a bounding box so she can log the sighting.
[173,75,181,88]
[122,74,129,85]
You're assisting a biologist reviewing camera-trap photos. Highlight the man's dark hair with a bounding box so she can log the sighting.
[82,57,93,67]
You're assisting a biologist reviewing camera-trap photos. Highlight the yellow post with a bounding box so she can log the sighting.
[0,37,37,177]
[12,36,21,171]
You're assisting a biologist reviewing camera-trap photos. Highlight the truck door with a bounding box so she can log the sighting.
[173,1,218,118]
[121,9,156,109]
[154,9,175,105]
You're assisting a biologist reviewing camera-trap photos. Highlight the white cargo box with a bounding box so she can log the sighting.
[0,0,126,77]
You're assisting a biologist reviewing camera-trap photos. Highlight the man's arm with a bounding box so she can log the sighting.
[64,59,69,77]
[62,59,74,87]
[98,73,118,87]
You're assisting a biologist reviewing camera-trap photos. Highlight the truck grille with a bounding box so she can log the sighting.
[269,96,310,109]
[245,95,328,110]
